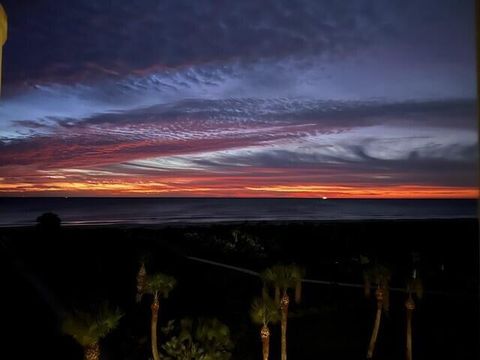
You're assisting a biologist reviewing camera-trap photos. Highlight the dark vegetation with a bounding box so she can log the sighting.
[36,211,62,232]
[1,218,478,359]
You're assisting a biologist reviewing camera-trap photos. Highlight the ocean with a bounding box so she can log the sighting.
[0,197,477,227]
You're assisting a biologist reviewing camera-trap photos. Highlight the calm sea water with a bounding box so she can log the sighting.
[0,198,477,227]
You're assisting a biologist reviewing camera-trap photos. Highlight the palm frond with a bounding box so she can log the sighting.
[250,296,280,326]
[261,283,269,300]
[62,312,96,346]
[195,318,232,347]
[260,267,276,284]
[96,303,123,336]
[146,273,177,298]
[291,265,305,303]
[261,264,305,297]
[62,304,123,347]
[363,264,391,290]
[364,264,391,310]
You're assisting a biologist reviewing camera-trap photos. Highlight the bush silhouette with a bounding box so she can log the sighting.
[36,212,61,231]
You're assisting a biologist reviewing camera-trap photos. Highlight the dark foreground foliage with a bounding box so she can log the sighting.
[1,219,478,360]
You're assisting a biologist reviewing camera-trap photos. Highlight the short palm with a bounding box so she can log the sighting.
[146,273,176,298]
[261,264,304,303]
[251,296,280,327]
[62,304,123,347]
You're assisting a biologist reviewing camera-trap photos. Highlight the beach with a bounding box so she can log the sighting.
[1,218,478,360]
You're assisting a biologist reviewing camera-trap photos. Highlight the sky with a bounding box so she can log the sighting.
[0,0,478,198]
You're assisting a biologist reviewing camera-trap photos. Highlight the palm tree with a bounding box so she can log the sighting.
[363,264,391,359]
[250,295,280,360]
[261,264,305,360]
[62,304,123,360]
[405,273,423,360]
[145,273,177,360]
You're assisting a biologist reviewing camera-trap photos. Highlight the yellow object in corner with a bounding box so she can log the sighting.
[0,4,6,45]
[0,3,7,96]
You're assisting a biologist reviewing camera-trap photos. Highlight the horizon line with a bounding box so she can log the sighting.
[0,196,477,200]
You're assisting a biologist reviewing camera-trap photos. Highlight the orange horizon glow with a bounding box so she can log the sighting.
[0,180,477,199]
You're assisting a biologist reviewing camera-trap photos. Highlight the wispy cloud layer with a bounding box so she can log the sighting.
[0,0,477,197]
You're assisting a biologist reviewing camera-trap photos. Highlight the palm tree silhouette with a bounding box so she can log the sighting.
[145,273,176,360]
[363,264,391,359]
[405,272,423,360]
[261,264,304,360]
[251,295,280,360]
[62,304,123,360]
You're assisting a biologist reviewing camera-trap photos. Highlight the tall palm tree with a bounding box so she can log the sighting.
[363,264,391,359]
[405,273,423,360]
[250,295,281,360]
[146,273,176,360]
[62,304,123,360]
[261,264,305,360]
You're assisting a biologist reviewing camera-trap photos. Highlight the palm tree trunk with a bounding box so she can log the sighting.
[405,296,416,360]
[151,293,161,360]
[280,292,290,360]
[367,288,384,359]
[84,343,100,360]
[261,324,270,360]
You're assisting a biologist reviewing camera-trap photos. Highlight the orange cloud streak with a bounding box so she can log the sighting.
[0,179,476,198]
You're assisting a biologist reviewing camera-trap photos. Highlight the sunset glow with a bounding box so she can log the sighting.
[0,1,477,198]
[1,178,477,199]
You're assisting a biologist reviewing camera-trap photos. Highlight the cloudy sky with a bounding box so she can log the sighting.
[0,0,477,197]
